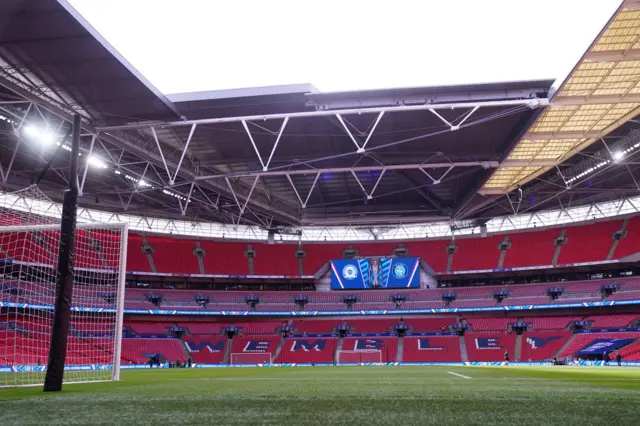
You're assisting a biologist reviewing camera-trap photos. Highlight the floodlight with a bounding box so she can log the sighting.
[88,155,107,169]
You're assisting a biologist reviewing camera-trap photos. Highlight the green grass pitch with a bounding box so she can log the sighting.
[1,366,640,425]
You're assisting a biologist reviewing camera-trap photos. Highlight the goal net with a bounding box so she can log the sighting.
[230,353,273,365]
[336,350,382,365]
[0,186,127,387]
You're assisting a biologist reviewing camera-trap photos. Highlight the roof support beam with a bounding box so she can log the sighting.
[243,118,289,171]
[286,172,320,208]
[350,169,386,200]
[97,98,547,132]
[171,123,197,185]
[194,159,557,181]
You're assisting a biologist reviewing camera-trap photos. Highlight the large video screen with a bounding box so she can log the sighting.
[330,258,420,289]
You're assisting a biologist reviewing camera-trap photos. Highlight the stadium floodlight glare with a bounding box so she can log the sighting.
[613,151,624,162]
[88,155,108,169]
[23,125,55,145]
[0,114,15,124]
[163,189,192,202]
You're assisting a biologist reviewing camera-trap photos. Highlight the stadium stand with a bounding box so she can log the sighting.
[557,220,622,265]
[341,337,398,363]
[502,229,558,268]
[464,332,517,361]
[198,240,248,275]
[183,336,227,364]
[279,337,339,364]
[451,235,503,271]
[126,234,151,272]
[146,236,199,274]
[613,216,640,259]
[519,316,580,330]
[108,218,640,276]
[252,243,300,275]
[121,338,186,363]
[126,322,171,335]
[229,335,282,364]
[586,314,639,328]
[520,331,573,361]
[404,240,450,273]
[403,336,462,362]
[558,332,640,359]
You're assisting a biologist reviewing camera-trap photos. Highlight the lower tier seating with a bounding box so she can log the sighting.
[340,337,398,363]
[120,338,186,363]
[229,336,282,364]
[520,331,573,361]
[278,337,339,364]
[464,332,517,362]
[403,336,462,362]
[183,336,227,364]
[558,332,640,358]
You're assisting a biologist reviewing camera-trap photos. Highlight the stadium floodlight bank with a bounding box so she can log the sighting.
[230,353,273,365]
[0,200,127,387]
[336,350,383,365]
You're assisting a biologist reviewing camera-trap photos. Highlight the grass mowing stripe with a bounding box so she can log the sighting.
[2,366,640,425]
[447,371,472,379]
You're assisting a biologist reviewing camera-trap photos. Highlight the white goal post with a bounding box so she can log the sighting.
[0,220,128,387]
[336,350,383,365]
[230,353,273,365]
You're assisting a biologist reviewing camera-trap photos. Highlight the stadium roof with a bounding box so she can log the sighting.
[1,0,640,231]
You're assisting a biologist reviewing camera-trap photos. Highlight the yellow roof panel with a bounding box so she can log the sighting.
[481,4,640,193]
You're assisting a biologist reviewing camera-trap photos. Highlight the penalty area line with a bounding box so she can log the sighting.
[447,371,472,379]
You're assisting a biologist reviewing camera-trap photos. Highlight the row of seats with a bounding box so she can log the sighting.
[126,216,640,274]
[3,326,639,365]
[3,214,640,275]
[115,277,640,312]
[123,313,639,336]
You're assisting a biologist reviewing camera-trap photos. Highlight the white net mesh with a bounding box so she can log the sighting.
[0,186,127,387]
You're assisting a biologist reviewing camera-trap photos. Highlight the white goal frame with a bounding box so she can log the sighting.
[230,352,273,365]
[0,222,128,386]
[336,350,383,364]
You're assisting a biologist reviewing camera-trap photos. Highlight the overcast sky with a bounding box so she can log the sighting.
[68,0,622,95]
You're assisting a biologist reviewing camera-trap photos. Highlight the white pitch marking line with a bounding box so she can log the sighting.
[448,371,472,379]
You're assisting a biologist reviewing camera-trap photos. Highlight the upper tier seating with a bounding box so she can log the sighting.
[2,214,639,275]
[146,236,199,274]
[132,217,635,275]
[557,221,622,265]
[614,216,640,259]
[502,229,558,268]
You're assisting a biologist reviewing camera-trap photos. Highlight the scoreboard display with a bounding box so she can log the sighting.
[330,257,420,289]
